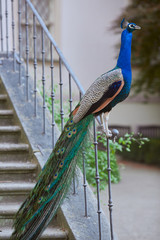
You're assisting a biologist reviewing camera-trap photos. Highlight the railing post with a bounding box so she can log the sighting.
[41,28,46,134]
[33,13,37,117]
[25,0,29,101]
[106,137,114,240]
[93,118,102,240]
[59,57,64,132]
[69,73,72,112]
[18,0,22,85]
[0,0,3,52]
[5,0,9,58]
[11,0,16,71]
[106,129,119,240]
[82,149,88,217]
[50,42,55,148]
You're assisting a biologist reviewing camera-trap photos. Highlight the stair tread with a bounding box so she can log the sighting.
[0,161,37,171]
[0,94,7,100]
[0,226,68,239]
[0,126,21,132]
[0,181,36,192]
[0,143,29,151]
[0,110,13,115]
[0,203,19,216]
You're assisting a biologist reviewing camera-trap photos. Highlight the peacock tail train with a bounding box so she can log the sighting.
[11,113,93,240]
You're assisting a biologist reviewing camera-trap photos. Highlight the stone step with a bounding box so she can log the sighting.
[0,202,66,239]
[0,204,19,219]
[0,161,37,181]
[0,181,35,195]
[0,227,68,239]
[0,110,14,126]
[0,143,29,162]
[0,203,59,227]
[0,94,8,109]
[0,126,21,143]
[0,195,27,205]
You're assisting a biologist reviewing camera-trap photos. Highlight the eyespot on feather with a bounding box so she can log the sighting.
[67,131,72,138]
[38,197,43,203]
[72,128,77,134]
[61,148,65,154]
[65,126,70,132]
[69,119,74,125]
[54,173,58,179]
[59,161,64,168]
[56,149,60,155]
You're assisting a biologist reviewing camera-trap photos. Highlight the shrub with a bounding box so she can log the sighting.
[119,138,160,166]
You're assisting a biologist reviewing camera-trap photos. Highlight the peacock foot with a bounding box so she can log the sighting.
[105,129,112,138]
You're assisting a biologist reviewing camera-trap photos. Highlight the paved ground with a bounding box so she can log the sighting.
[100,160,160,240]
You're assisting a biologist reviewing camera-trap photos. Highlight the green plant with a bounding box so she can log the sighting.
[40,85,70,130]
[84,132,149,190]
[119,137,160,166]
[118,132,149,152]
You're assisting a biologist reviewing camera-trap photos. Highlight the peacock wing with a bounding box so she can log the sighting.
[73,68,124,122]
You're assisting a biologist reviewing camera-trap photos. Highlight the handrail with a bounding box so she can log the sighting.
[26,0,85,96]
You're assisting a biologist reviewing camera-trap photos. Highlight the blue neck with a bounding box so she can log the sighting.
[117,29,132,71]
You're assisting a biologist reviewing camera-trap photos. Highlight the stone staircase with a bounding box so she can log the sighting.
[0,83,68,239]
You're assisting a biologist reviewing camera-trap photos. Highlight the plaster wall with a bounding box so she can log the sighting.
[110,102,160,132]
[60,0,128,90]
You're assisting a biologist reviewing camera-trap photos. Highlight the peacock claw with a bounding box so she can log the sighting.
[100,126,112,137]
[105,129,112,138]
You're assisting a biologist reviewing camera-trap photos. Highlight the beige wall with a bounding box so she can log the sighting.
[110,102,160,132]
[60,0,128,90]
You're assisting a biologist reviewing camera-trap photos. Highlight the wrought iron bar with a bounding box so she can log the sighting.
[59,57,64,132]
[82,149,88,217]
[41,28,46,134]
[26,0,84,95]
[93,118,102,240]
[11,0,16,71]
[5,0,9,57]
[107,137,114,240]
[50,42,55,148]
[69,73,72,113]
[0,0,3,51]
[107,129,119,240]
[25,0,29,101]
[33,13,37,117]
[18,0,22,85]
[72,88,82,195]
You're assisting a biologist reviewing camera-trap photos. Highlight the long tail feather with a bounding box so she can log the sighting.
[11,114,93,240]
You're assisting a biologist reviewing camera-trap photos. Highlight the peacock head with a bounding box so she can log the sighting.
[121,18,141,32]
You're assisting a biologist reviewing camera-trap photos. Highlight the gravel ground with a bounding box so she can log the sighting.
[100,160,160,240]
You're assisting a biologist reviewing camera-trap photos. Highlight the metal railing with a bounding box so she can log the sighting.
[0,1,118,239]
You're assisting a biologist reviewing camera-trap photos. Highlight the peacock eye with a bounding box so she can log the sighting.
[129,24,134,28]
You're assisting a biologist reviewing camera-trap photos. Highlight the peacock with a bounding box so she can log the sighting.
[11,18,141,240]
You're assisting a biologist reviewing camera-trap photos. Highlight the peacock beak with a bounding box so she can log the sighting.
[135,25,141,30]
